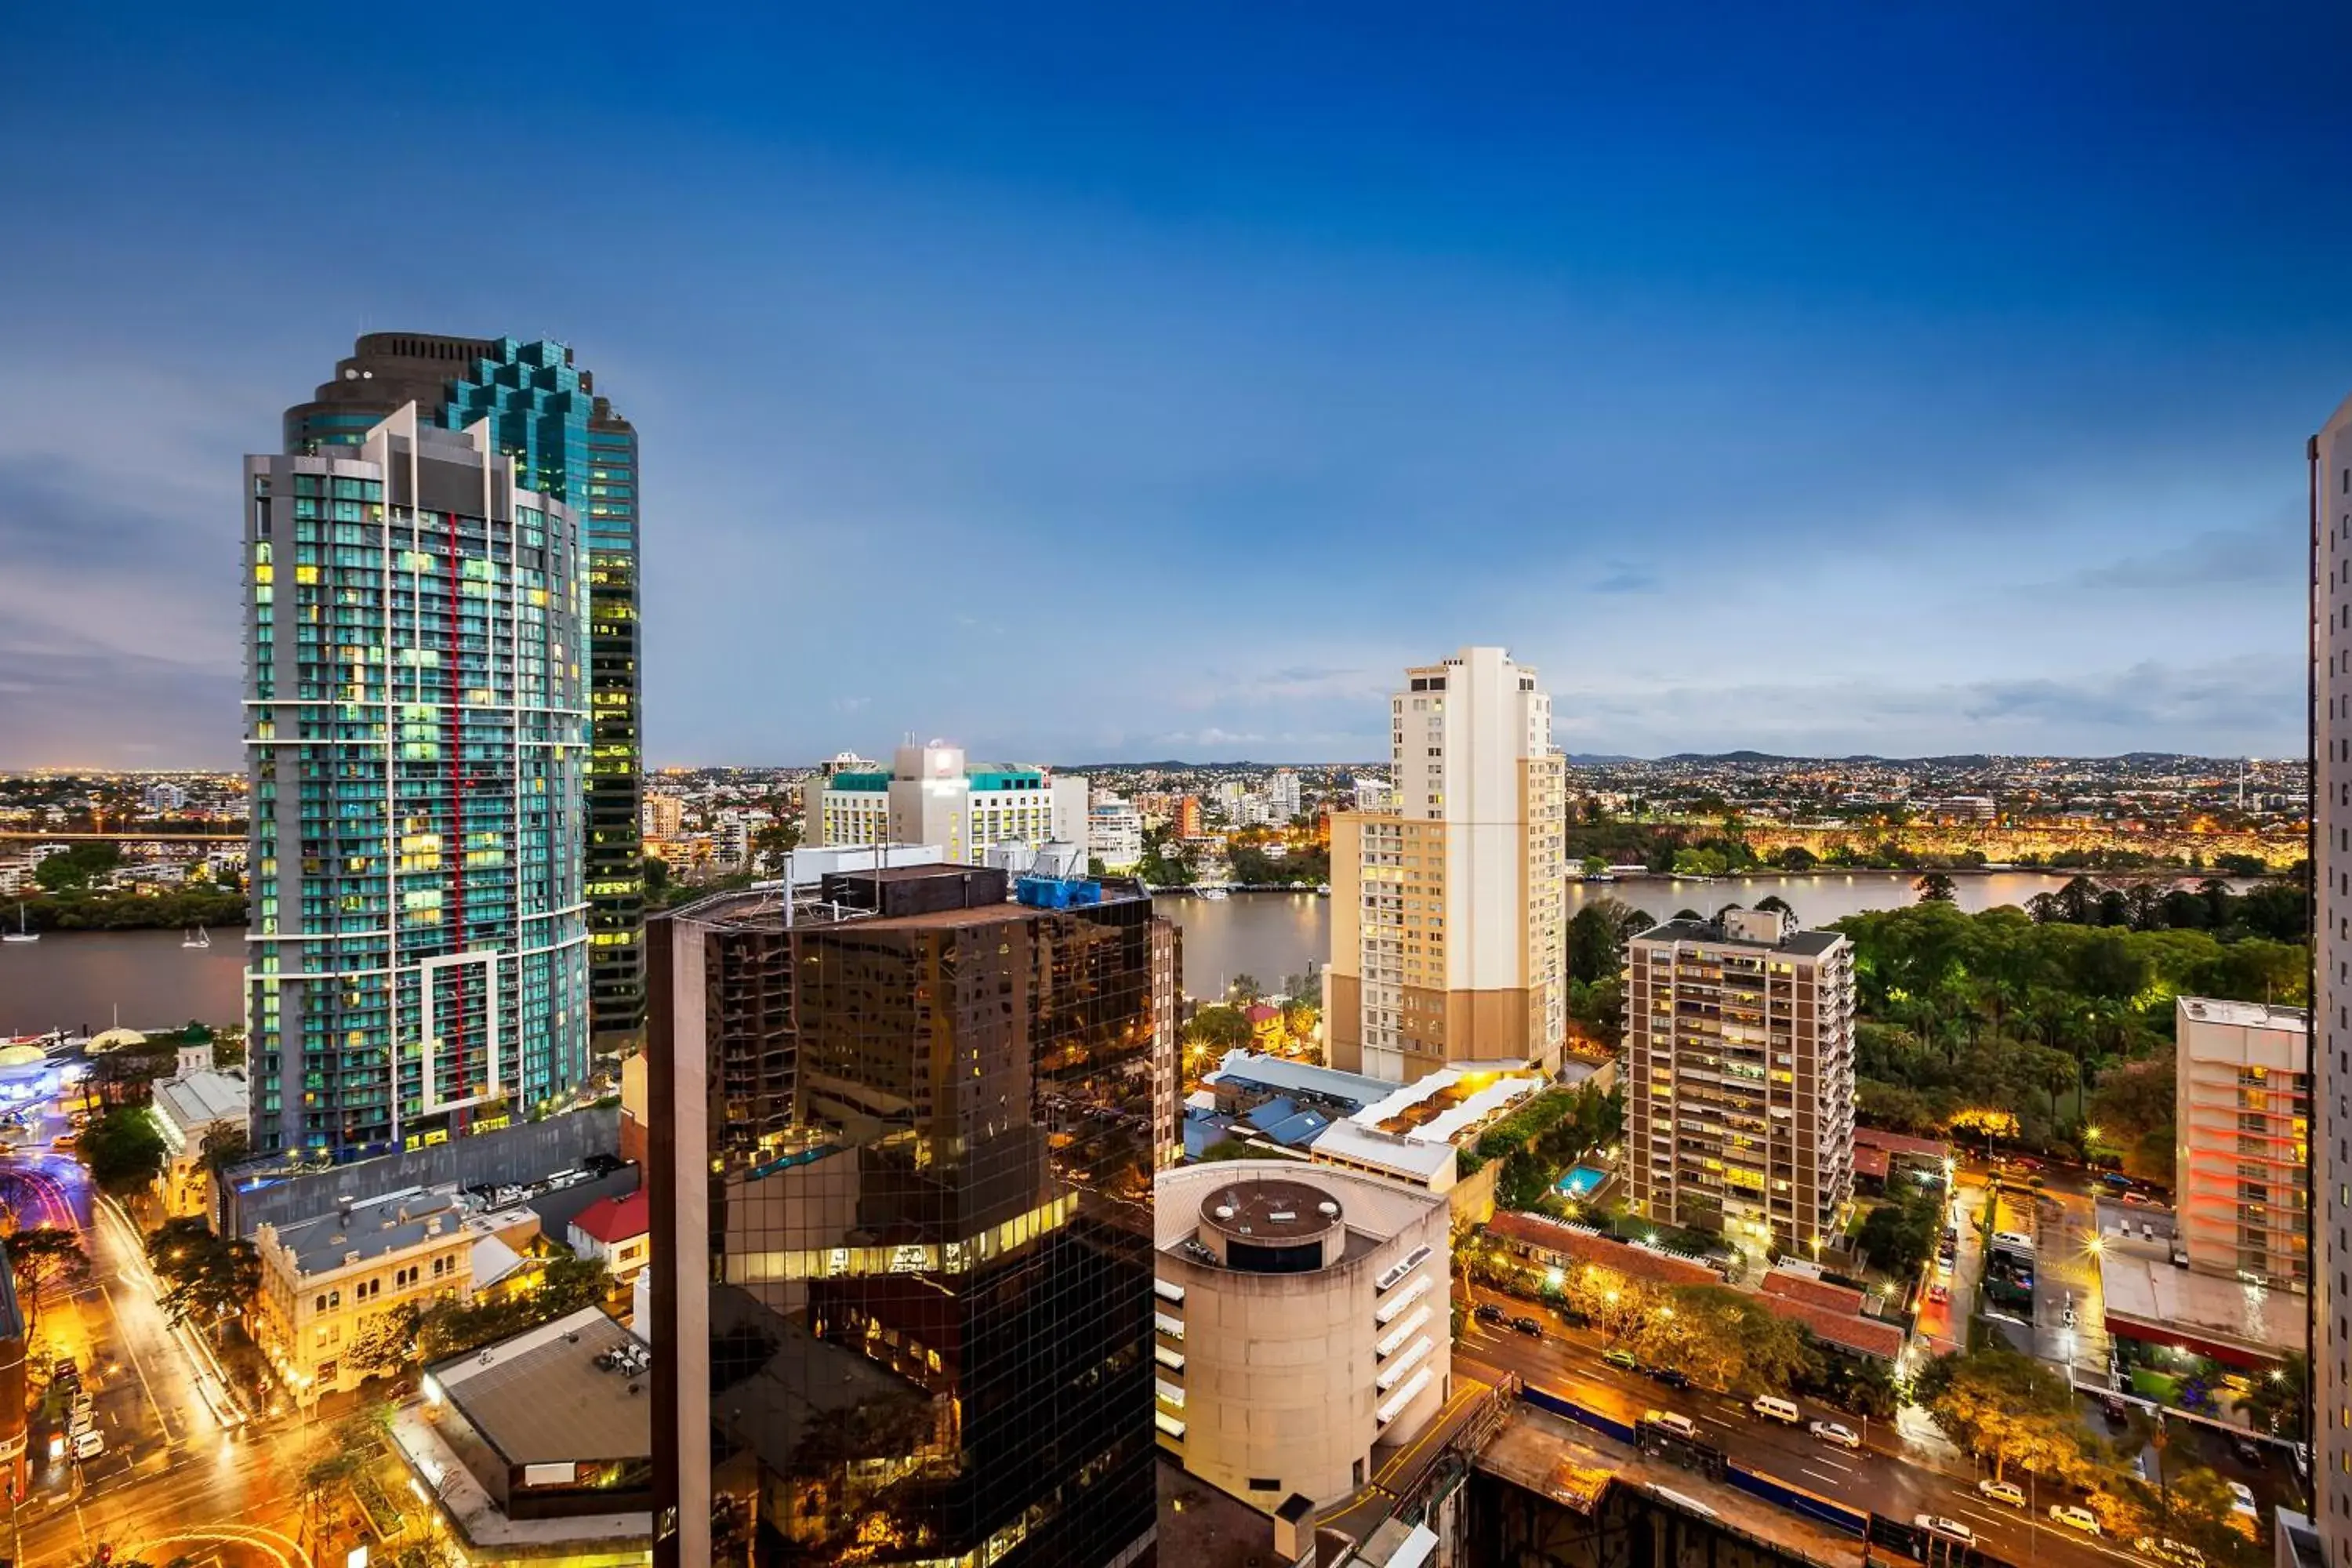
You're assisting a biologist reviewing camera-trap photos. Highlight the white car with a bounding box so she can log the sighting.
[2048,1504,2101,1535]
[1915,1515,1976,1544]
[1977,1479,2025,1508]
[2228,1480,2259,1518]
[71,1429,101,1461]
[1642,1410,1700,1441]
[1809,1420,1861,1450]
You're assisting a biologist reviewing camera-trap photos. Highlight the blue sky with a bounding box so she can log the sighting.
[2,3,2347,767]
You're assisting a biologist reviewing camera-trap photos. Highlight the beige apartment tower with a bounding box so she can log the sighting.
[1327,647,1566,1083]
[2311,390,2352,1568]
[2173,997,2308,1291]
[1623,909,1856,1257]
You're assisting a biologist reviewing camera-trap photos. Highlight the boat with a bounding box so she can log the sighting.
[2,905,34,945]
[182,924,211,950]
[1197,887,1230,902]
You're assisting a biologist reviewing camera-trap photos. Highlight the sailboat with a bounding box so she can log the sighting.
[181,924,211,950]
[2,905,35,945]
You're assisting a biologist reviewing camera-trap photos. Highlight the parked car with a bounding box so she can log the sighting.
[2100,1171,2134,1192]
[1473,1303,1504,1326]
[1977,1479,2026,1509]
[2227,1480,2259,1521]
[71,1428,102,1461]
[2048,1504,2101,1535]
[1927,1283,1949,1305]
[1809,1420,1861,1450]
[2122,1192,2158,1208]
[1646,1366,1691,1390]
[1602,1347,1642,1373]
[2233,1433,2266,1465]
[2099,1393,2130,1427]
[1915,1515,1976,1544]
[1509,1316,1544,1338]
[1642,1410,1700,1441]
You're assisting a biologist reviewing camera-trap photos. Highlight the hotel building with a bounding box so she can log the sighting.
[1327,647,1566,1083]
[800,740,1090,862]
[1622,909,1856,1256]
[2175,997,2308,1290]
[645,862,1177,1568]
[243,408,590,1158]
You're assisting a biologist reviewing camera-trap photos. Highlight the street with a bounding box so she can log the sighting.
[1457,1276,2145,1568]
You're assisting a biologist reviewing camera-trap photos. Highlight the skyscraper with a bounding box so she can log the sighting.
[243,406,589,1157]
[1327,646,1566,1083]
[2309,393,2352,1561]
[1621,909,1857,1258]
[285,334,646,1051]
[645,862,1176,1568]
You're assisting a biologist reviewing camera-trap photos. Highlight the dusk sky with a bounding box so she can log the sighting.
[4,5,2347,768]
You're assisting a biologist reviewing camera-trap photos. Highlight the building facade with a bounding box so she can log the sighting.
[283,333,645,1052]
[2312,392,2352,1559]
[2175,997,2308,1290]
[1152,1162,1452,1512]
[243,410,590,1158]
[646,863,1177,1568]
[1088,793,1145,871]
[1622,910,1857,1257]
[1327,647,1566,1083]
[150,1044,249,1218]
[800,741,1090,863]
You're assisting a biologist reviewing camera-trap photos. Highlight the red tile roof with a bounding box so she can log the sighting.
[569,1190,648,1246]
[1853,1145,1892,1180]
[1761,1269,1868,1316]
[1757,1293,1906,1361]
[1484,1211,1719,1288]
[1853,1127,1950,1159]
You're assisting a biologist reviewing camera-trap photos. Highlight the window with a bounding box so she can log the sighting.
[1249,1477,1281,1491]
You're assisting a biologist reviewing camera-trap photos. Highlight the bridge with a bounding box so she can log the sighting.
[0,829,246,844]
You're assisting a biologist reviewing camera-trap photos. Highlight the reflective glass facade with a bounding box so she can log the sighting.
[242,416,590,1158]
[648,867,1176,1568]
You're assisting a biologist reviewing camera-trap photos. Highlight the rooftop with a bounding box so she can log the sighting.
[152,1068,249,1135]
[425,1306,651,1465]
[1200,1178,1341,1241]
[1632,918,1845,957]
[2100,1254,2309,1359]
[1484,1211,1720,1289]
[1850,1127,1951,1160]
[1306,1119,1459,1183]
[1207,1050,1396,1111]
[2179,996,2309,1033]
[570,1190,648,1246]
[1156,1161,1440,1257]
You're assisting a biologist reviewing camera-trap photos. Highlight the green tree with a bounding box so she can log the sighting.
[6,1226,89,1334]
[146,1216,261,1331]
[1914,871,1958,904]
[1658,1285,1819,1396]
[2241,1349,2310,1438]
[1914,1345,2099,1486]
[2088,1058,2176,1180]
[83,1105,168,1195]
[33,843,122,893]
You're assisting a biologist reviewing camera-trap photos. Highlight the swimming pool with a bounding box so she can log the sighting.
[1556,1163,1608,1199]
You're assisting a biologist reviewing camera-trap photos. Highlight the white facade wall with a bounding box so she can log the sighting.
[804,741,1090,866]
[1090,796,1146,870]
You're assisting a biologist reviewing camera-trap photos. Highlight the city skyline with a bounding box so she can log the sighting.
[7,7,2351,767]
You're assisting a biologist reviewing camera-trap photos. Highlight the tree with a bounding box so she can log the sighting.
[33,843,122,893]
[1773,845,1818,872]
[1855,1187,1940,1276]
[146,1217,260,1331]
[2088,1058,2176,1181]
[1181,1005,1251,1054]
[1915,1346,2100,1486]
[347,1301,423,1378]
[642,855,671,898]
[2241,1349,2310,1439]
[1657,1285,1819,1396]
[6,1227,89,1333]
[1229,973,1265,1004]
[199,1122,250,1174]
[83,1106,168,1195]
[1914,872,1958,904]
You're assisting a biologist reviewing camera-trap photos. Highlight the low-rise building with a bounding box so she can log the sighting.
[148,1045,248,1218]
[250,1185,539,1403]
[1155,1162,1453,1515]
[568,1191,649,1287]
[800,741,1089,864]
[2176,996,2309,1290]
[1089,793,1146,871]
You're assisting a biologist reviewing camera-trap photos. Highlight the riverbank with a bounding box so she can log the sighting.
[2,888,246,933]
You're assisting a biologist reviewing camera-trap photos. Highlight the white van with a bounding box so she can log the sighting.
[1992,1230,2034,1251]
[1752,1395,1801,1425]
[1643,1409,1700,1441]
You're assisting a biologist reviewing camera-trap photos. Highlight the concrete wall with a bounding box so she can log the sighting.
[223,1109,620,1238]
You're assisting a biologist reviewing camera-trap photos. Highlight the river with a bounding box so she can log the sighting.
[0,869,2220,1023]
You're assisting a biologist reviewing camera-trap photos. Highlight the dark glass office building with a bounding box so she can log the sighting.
[284,334,647,1053]
[648,863,1178,1567]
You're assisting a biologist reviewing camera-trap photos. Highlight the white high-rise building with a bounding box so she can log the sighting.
[1327,647,1566,1083]
[1088,793,1145,872]
[800,741,1089,864]
[2310,393,2352,1563]
[1267,768,1302,822]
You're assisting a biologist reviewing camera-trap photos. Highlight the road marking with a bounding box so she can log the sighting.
[1698,1412,1736,1428]
[1809,1454,1854,1472]
[1801,1467,1847,1486]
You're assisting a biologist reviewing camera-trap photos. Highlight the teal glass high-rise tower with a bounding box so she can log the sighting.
[285,334,645,1054]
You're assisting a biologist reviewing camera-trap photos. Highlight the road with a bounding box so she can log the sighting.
[1457,1278,2148,1568]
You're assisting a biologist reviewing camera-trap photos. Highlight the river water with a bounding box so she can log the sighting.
[0,870,2217,1023]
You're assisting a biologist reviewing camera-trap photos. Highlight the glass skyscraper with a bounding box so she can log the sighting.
[243,408,590,1157]
[645,864,1178,1568]
[285,333,646,1051]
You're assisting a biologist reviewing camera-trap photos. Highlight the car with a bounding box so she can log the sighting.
[2233,1434,2266,1465]
[65,1411,93,1438]
[1977,1479,2026,1508]
[50,1131,75,1150]
[1473,1303,1504,1326]
[1646,1366,1691,1390]
[1992,1230,2035,1251]
[2134,1537,2207,1568]
[1509,1316,1544,1338]
[2297,1443,2314,1481]
[71,1429,101,1461]
[1602,1348,1642,1372]
[2227,1480,2258,1518]
[2048,1504,2101,1535]
[2122,1192,2158,1207]
[2026,1173,2047,1189]
[1927,1283,1949,1305]
[1809,1420,1861,1450]
[2100,1171,2134,1191]
[1642,1410,1700,1441]
[2099,1393,2130,1427]
[1915,1515,1976,1544]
